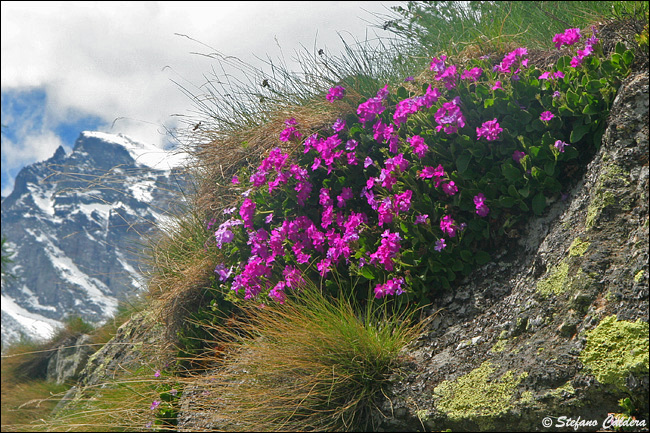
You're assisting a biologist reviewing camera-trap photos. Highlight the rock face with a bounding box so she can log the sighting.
[376,71,649,431]
[46,334,94,385]
[1,131,187,346]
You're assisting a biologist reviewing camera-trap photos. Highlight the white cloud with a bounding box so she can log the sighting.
[1,1,401,194]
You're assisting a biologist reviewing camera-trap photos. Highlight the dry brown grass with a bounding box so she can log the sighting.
[173,287,428,432]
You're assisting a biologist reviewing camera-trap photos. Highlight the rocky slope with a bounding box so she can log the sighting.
[1,131,187,346]
[375,70,649,431]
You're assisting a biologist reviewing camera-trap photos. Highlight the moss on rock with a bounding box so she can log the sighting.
[433,361,529,430]
[536,261,570,297]
[579,315,649,391]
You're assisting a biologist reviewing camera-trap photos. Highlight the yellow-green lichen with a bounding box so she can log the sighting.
[634,270,645,282]
[548,381,576,398]
[491,340,507,353]
[579,315,649,391]
[537,261,593,298]
[569,237,590,257]
[536,261,570,297]
[433,361,529,429]
[586,164,630,229]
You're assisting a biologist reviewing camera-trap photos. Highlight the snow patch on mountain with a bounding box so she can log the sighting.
[1,294,62,341]
[81,131,187,170]
[26,228,118,316]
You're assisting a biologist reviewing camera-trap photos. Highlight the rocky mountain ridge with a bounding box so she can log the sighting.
[1,131,187,346]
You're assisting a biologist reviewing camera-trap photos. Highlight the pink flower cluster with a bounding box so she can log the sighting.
[369,230,402,272]
[553,28,581,49]
[357,85,389,125]
[326,85,346,102]
[474,193,490,217]
[411,161,459,198]
[434,98,466,134]
[476,118,503,141]
[374,277,405,299]
[393,85,441,126]
[461,67,483,81]
[279,118,303,142]
[494,47,528,75]
[430,55,458,89]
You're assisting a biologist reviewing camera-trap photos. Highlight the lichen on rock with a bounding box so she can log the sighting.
[433,361,529,430]
[579,315,649,391]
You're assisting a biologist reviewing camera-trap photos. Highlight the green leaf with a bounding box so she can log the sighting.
[532,193,546,215]
[615,41,626,55]
[544,161,555,176]
[460,250,473,262]
[623,49,635,67]
[518,186,530,198]
[566,90,580,106]
[359,266,375,280]
[582,102,600,115]
[601,59,616,76]
[397,86,409,100]
[519,201,530,212]
[508,184,519,197]
[499,196,516,208]
[456,153,472,174]
[570,123,590,143]
[475,251,491,265]
[502,163,521,182]
[586,80,603,93]
[484,98,495,109]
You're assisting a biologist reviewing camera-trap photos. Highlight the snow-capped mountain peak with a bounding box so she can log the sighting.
[1,131,187,347]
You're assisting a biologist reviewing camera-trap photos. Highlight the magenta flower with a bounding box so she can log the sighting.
[369,230,402,271]
[492,81,503,90]
[332,118,346,132]
[437,64,458,90]
[494,47,528,74]
[150,400,161,411]
[326,85,345,102]
[553,28,581,49]
[554,140,570,153]
[374,277,405,299]
[434,100,466,134]
[231,175,240,184]
[357,96,385,124]
[408,135,428,158]
[154,370,161,378]
[461,67,483,81]
[430,55,447,74]
[434,238,447,252]
[540,111,554,122]
[474,193,490,217]
[442,181,458,196]
[415,214,429,224]
[280,125,302,142]
[393,190,413,213]
[239,198,256,229]
[513,150,526,163]
[215,263,233,281]
[476,118,503,141]
[440,215,459,238]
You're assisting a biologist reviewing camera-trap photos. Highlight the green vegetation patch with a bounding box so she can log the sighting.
[433,361,529,429]
[579,315,649,391]
[536,261,571,297]
[586,164,630,229]
[569,237,590,257]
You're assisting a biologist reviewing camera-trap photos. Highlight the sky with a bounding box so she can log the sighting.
[1,1,403,197]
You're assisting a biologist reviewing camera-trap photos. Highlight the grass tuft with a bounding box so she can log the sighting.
[179,285,428,431]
